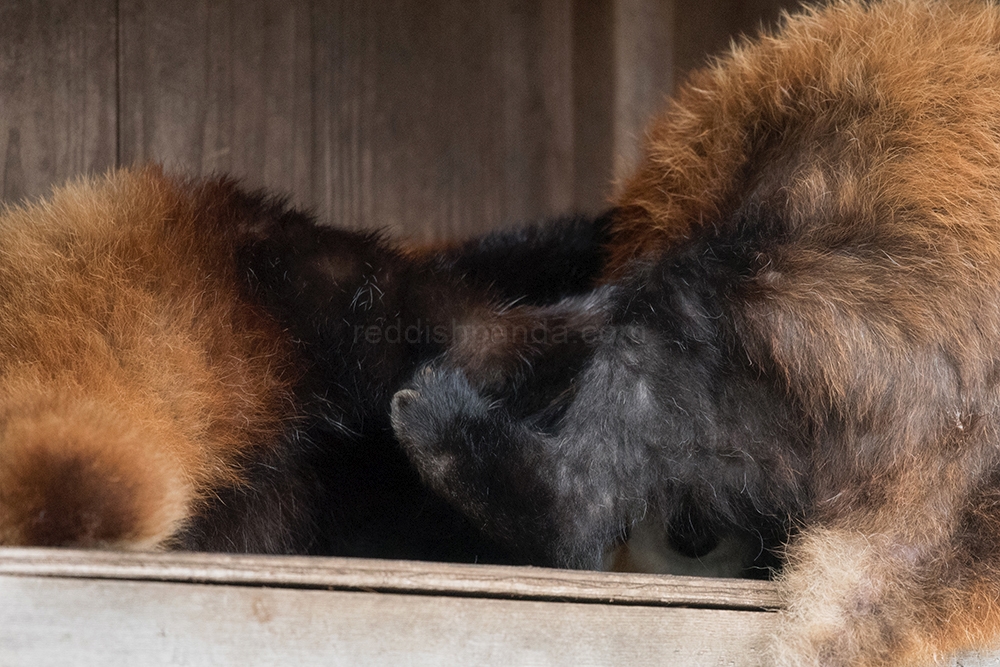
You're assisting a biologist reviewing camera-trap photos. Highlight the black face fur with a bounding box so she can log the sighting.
[189,193,614,562]
[392,237,802,572]
[0,165,612,565]
[390,1,1000,665]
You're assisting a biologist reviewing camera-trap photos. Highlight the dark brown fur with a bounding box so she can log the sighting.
[0,167,303,549]
[0,165,611,562]
[390,1,1000,663]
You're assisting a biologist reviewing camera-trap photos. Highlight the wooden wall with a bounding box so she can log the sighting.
[1,0,801,241]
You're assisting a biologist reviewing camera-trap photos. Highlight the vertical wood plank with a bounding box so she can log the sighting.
[572,0,616,213]
[672,0,802,84]
[573,0,802,210]
[309,0,578,239]
[600,0,799,198]
[119,0,579,241]
[572,0,674,213]
[612,0,675,183]
[673,0,738,81]
[118,0,317,201]
[0,0,816,236]
[499,0,575,225]
[0,0,117,206]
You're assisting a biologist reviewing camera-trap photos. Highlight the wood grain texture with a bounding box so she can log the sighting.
[310,0,577,240]
[0,575,777,667]
[118,0,579,241]
[572,0,616,214]
[2,563,999,666]
[1,0,809,238]
[117,0,316,200]
[672,0,802,83]
[0,547,781,610]
[0,0,117,206]
[612,0,675,182]
[574,0,799,209]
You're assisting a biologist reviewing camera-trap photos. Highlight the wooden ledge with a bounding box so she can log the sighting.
[0,546,780,610]
[6,548,1000,666]
[1,547,782,666]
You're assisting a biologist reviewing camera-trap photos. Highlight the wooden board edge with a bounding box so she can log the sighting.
[0,546,782,611]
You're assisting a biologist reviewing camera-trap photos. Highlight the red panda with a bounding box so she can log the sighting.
[0,164,611,562]
[390,0,1000,664]
[0,166,300,549]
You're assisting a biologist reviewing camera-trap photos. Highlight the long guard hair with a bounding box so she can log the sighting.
[0,165,611,564]
[391,1,1000,664]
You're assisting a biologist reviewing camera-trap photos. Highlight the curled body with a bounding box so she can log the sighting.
[391,1,1000,664]
[0,165,610,563]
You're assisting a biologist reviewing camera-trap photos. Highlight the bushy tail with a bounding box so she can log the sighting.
[0,389,194,549]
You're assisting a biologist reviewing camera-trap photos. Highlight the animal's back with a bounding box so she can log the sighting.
[389,2,1000,665]
[0,166,300,548]
[616,0,1000,271]
[613,3,1000,662]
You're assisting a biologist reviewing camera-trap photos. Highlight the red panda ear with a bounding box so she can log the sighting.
[0,390,194,550]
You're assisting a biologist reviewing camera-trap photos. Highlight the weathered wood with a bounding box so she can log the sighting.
[1,0,805,238]
[571,0,616,214]
[574,0,801,208]
[0,0,117,206]
[117,0,326,213]
[3,550,1000,666]
[0,547,781,610]
[611,0,675,183]
[118,0,581,241]
[0,576,776,667]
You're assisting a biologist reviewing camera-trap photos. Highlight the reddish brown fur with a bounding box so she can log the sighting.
[0,166,300,549]
[611,0,1000,663]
